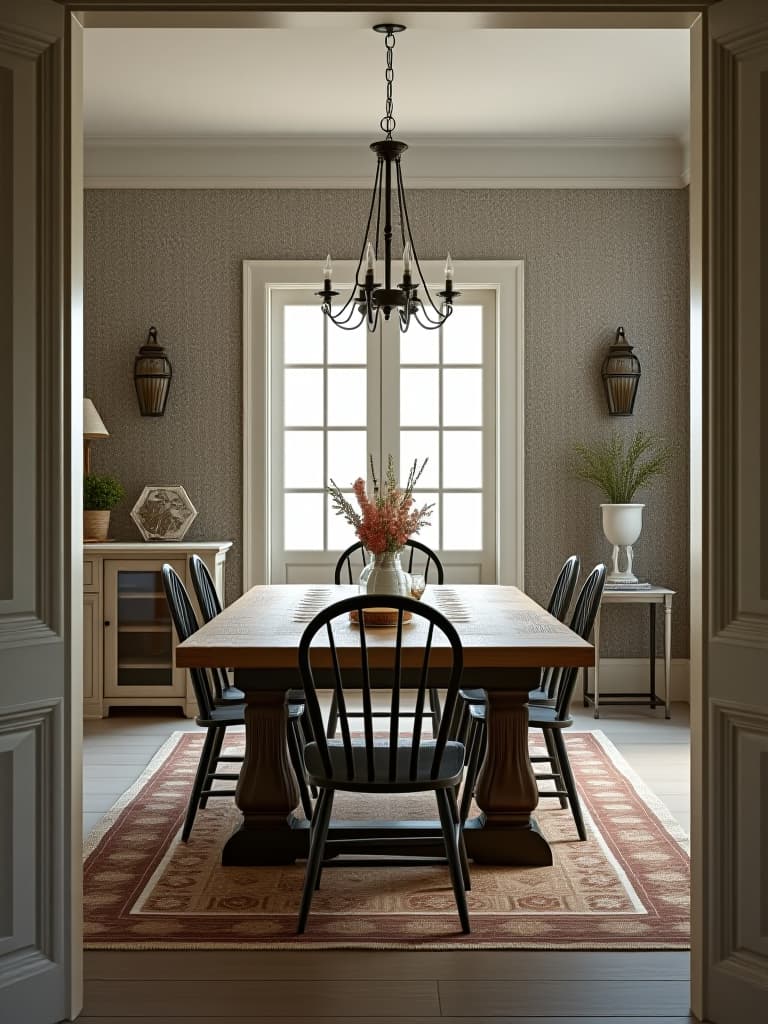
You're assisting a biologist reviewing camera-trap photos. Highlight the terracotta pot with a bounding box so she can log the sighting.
[84,509,110,542]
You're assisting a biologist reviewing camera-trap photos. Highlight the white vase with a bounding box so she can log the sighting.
[359,550,412,597]
[600,503,644,583]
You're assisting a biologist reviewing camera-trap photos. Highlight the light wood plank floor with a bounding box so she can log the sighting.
[80,703,692,1022]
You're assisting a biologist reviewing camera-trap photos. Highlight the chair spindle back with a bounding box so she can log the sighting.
[161,563,218,720]
[189,553,223,623]
[550,563,606,720]
[334,540,445,586]
[298,594,463,785]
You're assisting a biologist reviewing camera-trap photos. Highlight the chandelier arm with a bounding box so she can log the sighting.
[358,157,383,283]
[324,158,384,329]
[329,300,363,326]
[399,301,411,333]
[395,161,447,320]
[413,306,450,330]
[396,168,408,254]
[374,158,383,261]
[328,307,366,331]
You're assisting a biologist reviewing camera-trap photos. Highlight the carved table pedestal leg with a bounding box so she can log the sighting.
[464,689,553,866]
[221,689,308,865]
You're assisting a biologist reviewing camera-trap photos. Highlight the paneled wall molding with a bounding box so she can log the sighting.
[708,26,768,637]
[708,36,738,639]
[0,23,57,58]
[0,27,64,639]
[0,698,61,971]
[84,134,689,189]
[709,700,768,981]
[0,616,59,650]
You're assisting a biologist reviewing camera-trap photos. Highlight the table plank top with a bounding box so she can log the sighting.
[176,584,594,671]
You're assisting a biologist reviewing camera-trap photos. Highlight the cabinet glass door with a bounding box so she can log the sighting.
[104,560,186,697]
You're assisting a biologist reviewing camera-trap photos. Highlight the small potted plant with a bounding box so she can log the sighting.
[572,431,672,583]
[84,473,125,542]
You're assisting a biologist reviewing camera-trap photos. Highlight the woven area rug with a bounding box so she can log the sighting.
[83,730,689,950]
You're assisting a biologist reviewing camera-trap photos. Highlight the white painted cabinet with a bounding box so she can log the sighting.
[82,541,232,718]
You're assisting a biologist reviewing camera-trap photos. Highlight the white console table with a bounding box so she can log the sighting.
[582,585,675,719]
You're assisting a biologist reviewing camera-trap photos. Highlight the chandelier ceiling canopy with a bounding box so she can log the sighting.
[317,24,459,333]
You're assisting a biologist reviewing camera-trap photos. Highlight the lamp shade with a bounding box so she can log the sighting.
[601,326,641,416]
[83,398,109,438]
[134,326,172,417]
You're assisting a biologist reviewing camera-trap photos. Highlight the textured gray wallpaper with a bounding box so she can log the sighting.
[84,187,689,657]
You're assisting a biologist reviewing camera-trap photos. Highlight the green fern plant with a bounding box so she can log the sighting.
[572,431,672,504]
[84,473,124,511]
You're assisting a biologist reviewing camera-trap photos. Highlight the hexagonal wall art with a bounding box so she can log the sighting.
[130,485,198,542]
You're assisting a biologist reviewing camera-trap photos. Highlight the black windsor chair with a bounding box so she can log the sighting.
[453,555,581,749]
[459,563,606,841]
[161,564,314,839]
[188,554,245,705]
[295,593,471,935]
[328,539,446,739]
[190,554,317,799]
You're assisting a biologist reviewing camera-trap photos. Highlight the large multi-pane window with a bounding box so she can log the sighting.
[269,283,497,584]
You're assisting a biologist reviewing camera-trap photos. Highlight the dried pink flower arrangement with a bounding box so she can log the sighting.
[328,455,433,555]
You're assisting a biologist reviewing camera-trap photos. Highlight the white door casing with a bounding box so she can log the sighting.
[6,3,762,1022]
[0,1,80,1022]
[243,260,524,590]
[696,2,768,1021]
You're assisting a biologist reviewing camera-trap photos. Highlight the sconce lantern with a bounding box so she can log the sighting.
[601,326,641,416]
[134,326,172,416]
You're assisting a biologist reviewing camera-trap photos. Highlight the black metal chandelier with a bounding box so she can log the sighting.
[316,24,459,333]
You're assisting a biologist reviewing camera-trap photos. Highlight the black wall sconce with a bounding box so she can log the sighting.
[601,326,641,415]
[134,326,172,416]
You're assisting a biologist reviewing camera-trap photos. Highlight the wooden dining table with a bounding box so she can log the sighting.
[175,583,594,868]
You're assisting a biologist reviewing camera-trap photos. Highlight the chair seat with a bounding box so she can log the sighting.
[198,701,305,728]
[528,689,556,706]
[461,685,556,706]
[527,705,573,729]
[304,739,465,791]
[216,686,245,703]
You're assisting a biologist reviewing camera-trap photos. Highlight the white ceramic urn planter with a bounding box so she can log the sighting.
[600,503,644,583]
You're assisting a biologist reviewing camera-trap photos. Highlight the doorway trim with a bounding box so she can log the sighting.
[66,4,705,1020]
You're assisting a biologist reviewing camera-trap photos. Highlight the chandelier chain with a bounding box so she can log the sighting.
[380,31,397,138]
[317,24,458,332]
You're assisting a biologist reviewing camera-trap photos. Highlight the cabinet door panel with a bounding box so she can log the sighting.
[103,559,187,699]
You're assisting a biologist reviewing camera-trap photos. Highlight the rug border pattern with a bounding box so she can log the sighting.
[83,729,690,951]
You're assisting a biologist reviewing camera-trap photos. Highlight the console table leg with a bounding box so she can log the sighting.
[664,598,673,718]
[650,603,657,704]
[592,608,601,719]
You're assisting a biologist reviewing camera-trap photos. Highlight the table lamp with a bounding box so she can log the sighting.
[83,398,109,475]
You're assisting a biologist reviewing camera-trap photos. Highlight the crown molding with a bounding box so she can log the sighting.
[84,134,688,189]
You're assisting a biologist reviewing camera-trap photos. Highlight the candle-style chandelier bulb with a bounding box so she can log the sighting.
[322,254,333,281]
[315,24,459,333]
[365,241,376,273]
[403,242,413,275]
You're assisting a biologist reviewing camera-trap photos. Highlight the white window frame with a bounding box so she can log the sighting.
[243,259,525,588]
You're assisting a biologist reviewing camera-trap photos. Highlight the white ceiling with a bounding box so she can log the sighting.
[83,27,690,141]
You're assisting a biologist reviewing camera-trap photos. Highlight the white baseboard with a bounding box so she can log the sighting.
[582,657,690,704]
